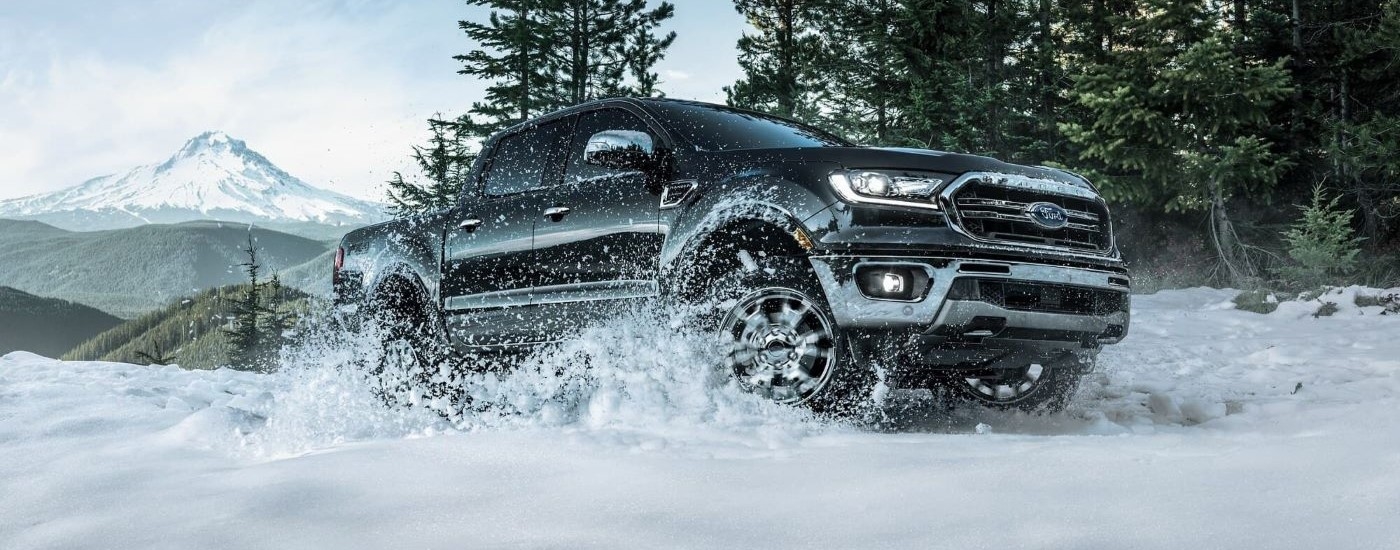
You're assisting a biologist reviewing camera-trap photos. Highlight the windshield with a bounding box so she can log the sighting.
[644,101,851,152]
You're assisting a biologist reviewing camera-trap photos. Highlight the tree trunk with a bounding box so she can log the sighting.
[1038,0,1055,160]
[1208,181,1254,285]
[778,0,796,117]
[1290,0,1302,53]
[520,6,533,121]
[985,0,1004,156]
[1288,0,1305,160]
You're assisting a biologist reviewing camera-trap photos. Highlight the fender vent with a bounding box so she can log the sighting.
[660,180,697,209]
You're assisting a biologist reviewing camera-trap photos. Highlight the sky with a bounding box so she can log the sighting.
[0,0,745,201]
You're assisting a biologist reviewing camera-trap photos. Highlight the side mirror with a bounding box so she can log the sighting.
[584,130,655,170]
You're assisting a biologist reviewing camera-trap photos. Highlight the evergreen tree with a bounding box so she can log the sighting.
[545,0,676,103]
[133,337,175,366]
[725,0,827,120]
[224,234,274,371]
[809,0,1050,159]
[455,0,557,137]
[813,0,910,143]
[455,0,676,138]
[1323,0,1400,240]
[619,1,677,97]
[386,117,476,216]
[1277,184,1363,288]
[1240,0,1400,244]
[1061,0,1293,283]
[263,272,291,348]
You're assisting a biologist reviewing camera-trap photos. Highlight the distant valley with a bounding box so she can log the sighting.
[0,219,333,318]
[0,130,385,321]
[0,286,124,357]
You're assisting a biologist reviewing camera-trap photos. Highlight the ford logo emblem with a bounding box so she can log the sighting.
[1025,202,1069,229]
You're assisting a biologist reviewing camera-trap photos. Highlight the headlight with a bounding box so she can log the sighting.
[828,169,951,210]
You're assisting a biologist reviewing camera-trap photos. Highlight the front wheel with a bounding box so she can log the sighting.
[706,253,876,415]
[938,353,1090,414]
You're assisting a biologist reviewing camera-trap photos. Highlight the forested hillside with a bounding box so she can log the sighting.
[0,219,329,317]
[0,286,123,357]
[63,283,310,370]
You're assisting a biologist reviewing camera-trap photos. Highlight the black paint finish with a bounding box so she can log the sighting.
[335,98,1125,350]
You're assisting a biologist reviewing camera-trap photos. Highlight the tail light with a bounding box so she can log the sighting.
[333,246,344,285]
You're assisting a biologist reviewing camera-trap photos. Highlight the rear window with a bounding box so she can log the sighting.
[481,119,572,196]
[645,102,850,152]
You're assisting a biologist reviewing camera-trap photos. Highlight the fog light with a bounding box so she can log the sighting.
[881,272,905,294]
[855,264,931,301]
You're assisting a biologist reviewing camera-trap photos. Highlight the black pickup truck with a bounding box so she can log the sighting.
[334,98,1130,414]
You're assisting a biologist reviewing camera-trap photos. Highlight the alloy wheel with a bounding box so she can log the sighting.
[961,363,1049,404]
[720,288,837,404]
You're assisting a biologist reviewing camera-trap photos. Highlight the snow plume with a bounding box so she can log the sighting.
[448,310,823,443]
[238,304,826,458]
[239,317,446,457]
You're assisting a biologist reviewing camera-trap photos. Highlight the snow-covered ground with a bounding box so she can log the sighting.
[2,288,1399,549]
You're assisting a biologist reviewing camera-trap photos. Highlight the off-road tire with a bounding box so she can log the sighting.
[368,285,459,410]
[698,251,877,416]
[937,353,1090,414]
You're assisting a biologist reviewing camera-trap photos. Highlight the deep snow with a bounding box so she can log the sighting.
[2,288,1399,549]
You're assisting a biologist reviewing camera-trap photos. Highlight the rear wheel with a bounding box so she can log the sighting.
[368,281,458,410]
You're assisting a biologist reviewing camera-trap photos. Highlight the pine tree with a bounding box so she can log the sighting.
[133,337,175,366]
[1324,0,1400,240]
[1277,184,1363,288]
[618,1,676,97]
[725,0,827,120]
[454,0,676,138]
[455,0,557,137]
[224,234,273,371]
[545,0,676,103]
[386,117,476,216]
[1060,0,1293,284]
[263,272,291,350]
[812,0,909,144]
[1239,0,1400,245]
[880,0,1021,155]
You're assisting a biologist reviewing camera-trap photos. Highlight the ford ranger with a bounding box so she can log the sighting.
[333,98,1130,414]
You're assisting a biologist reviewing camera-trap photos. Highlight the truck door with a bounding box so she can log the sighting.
[527,107,664,336]
[441,118,573,346]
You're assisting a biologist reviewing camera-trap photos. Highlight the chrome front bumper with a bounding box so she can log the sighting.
[809,256,1130,351]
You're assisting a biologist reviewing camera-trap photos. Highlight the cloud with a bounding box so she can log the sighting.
[0,0,477,201]
[0,0,745,202]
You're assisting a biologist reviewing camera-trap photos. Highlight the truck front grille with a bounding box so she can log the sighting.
[949,178,1112,253]
[948,278,1128,316]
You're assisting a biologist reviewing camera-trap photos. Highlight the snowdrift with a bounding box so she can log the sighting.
[2,288,1399,548]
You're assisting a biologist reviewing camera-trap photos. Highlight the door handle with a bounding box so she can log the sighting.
[543,206,571,219]
[458,217,484,232]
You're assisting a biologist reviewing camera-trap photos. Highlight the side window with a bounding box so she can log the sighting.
[563,109,657,187]
[482,119,572,196]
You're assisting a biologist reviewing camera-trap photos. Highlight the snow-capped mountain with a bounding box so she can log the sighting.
[0,131,386,235]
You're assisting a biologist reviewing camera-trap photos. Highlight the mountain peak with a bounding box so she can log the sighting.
[175,130,247,159]
[0,131,386,230]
